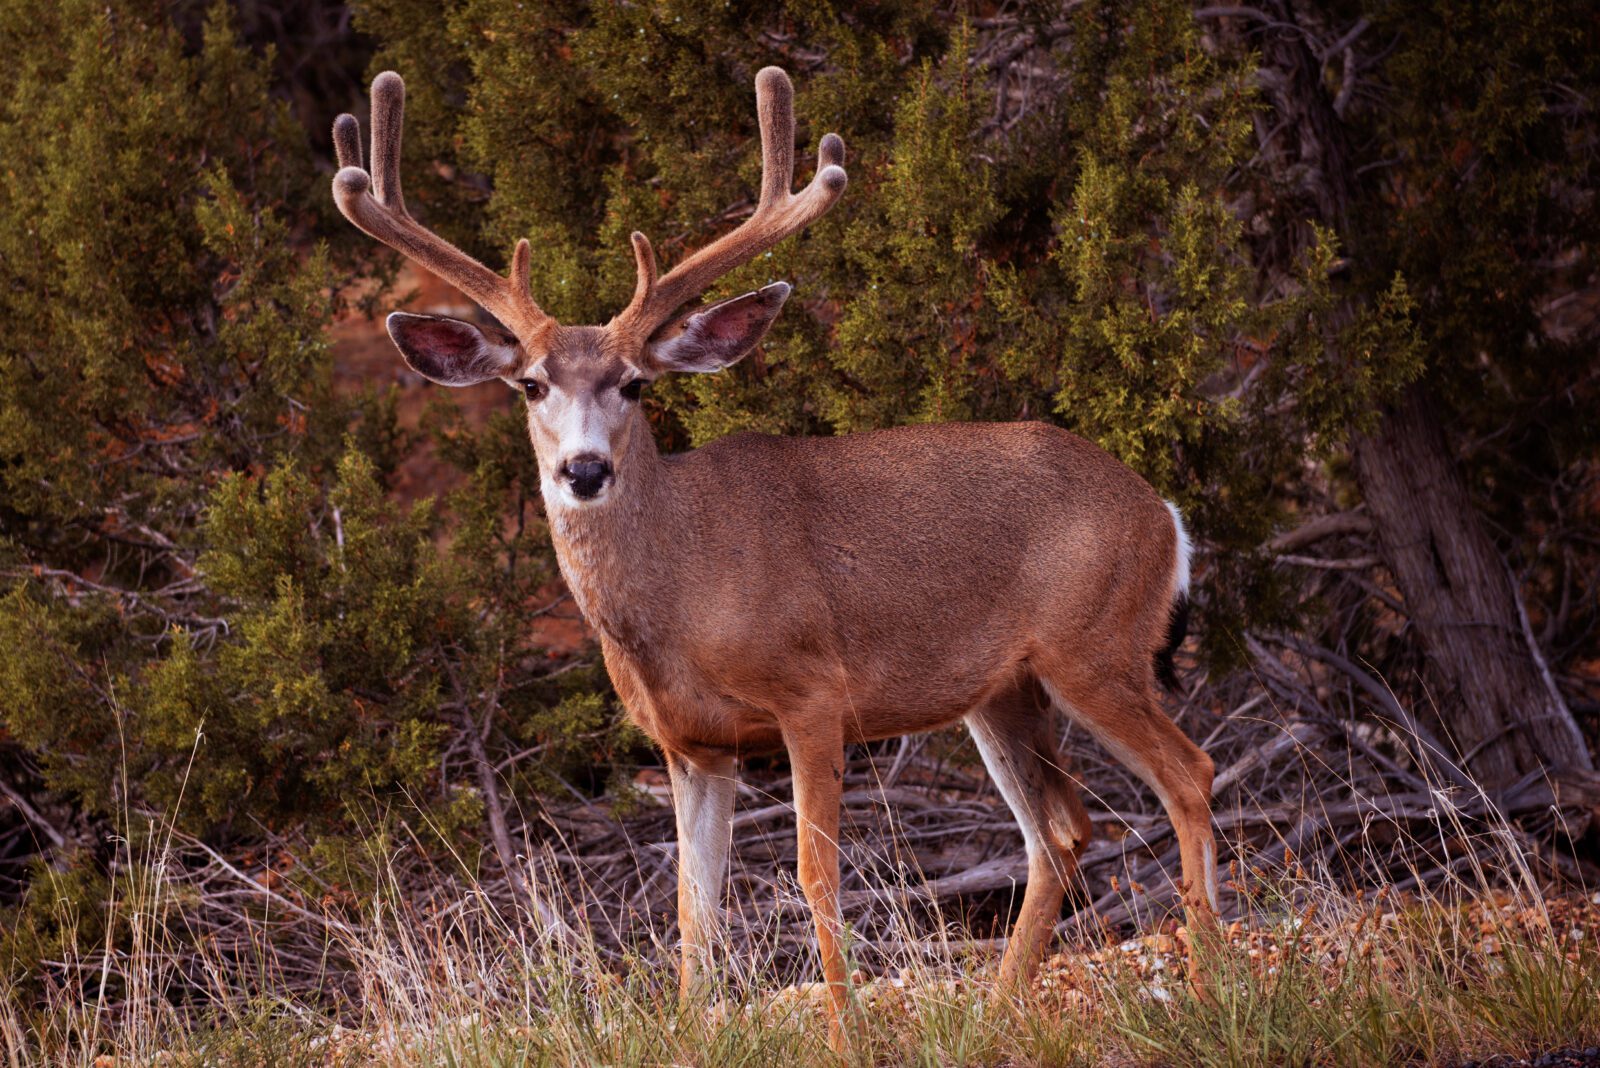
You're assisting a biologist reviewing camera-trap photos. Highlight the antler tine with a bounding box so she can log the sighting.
[616,66,848,336]
[331,73,551,339]
[628,231,659,309]
[368,71,406,210]
[332,112,363,170]
[755,65,797,208]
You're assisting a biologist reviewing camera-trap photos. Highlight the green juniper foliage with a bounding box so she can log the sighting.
[0,0,355,816]
[0,0,615,984]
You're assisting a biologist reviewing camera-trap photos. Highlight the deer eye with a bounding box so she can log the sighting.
[521,379,548,402]
[619,378,647,402]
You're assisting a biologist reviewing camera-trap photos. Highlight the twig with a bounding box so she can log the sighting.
[1258,633,1480,796]
[0,775,67,850]
[1267,510,1374,553]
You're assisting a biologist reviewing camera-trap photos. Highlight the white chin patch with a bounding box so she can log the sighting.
[542,475,608,510]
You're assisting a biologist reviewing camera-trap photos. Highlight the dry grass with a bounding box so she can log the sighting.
[5,821,1597,1065]
[5,703,1599,1066]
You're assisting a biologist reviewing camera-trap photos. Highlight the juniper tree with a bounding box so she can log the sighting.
[0,0,614,976]
[0,0,356,828]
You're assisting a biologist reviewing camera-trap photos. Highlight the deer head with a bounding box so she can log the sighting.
[331,68,847,508]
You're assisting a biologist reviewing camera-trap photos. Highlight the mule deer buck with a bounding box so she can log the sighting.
[332,66,1219,1043]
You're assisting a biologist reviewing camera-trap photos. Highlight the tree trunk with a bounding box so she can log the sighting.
[1354,386,1591,788]
[1242,4,1592,792]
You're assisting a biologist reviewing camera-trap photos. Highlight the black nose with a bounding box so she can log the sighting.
[559,455,613,499]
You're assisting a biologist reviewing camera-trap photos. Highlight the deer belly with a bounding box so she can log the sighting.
[835,621,1026,721]
[605,617,1021,754]
[837,672,1009,742]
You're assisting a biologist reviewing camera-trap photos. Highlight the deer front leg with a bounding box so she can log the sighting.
[666,750,738,1003]
[784,725,857,1051]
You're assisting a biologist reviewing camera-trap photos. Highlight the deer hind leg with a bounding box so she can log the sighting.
[966,681,1093,989]
[1038,673,1219,972]
[666,750,738,1003]
[782,722,857,1051]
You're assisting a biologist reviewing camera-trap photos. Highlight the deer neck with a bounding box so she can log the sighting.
[544,436,685,655]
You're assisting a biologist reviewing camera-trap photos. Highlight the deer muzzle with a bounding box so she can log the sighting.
[559,454,613,501]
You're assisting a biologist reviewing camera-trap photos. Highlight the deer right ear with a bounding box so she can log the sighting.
[643,282,791,374]
[386,312,522,386]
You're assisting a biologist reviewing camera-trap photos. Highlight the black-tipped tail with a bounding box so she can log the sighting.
[1154,594,1189,691]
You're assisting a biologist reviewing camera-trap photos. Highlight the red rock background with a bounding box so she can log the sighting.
[331,265,592,657]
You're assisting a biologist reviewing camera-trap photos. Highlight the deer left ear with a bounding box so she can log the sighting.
[644,282,790,374]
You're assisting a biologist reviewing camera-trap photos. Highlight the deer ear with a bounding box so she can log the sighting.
[386,312,522,386]
[644,282,790,374]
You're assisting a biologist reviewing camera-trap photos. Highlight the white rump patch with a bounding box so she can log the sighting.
[1164,500,1193,599]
